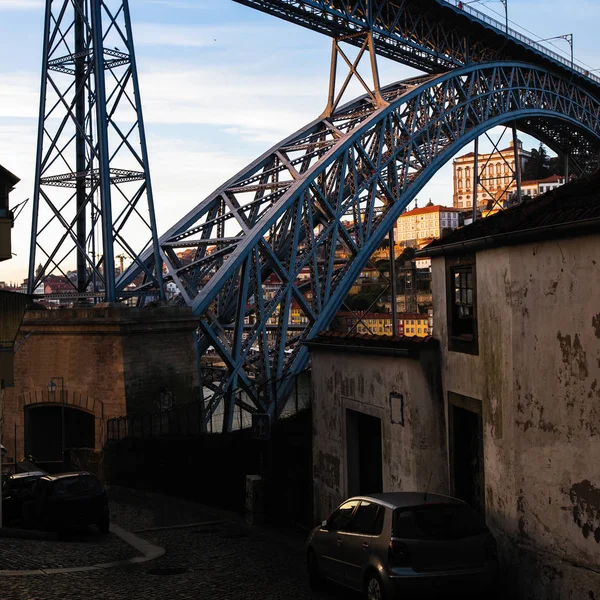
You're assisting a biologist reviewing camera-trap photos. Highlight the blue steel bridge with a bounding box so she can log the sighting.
[28,0,600,431]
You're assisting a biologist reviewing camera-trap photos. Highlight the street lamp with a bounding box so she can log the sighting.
[537,34,574,69]
[48,377,65,470]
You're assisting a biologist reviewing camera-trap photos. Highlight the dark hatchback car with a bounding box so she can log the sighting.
[21,472,110,533]
[306,492,498,599]
[1,471,45,524]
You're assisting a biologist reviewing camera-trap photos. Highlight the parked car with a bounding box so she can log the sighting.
[306,492,498,599]
[1,471,45,525]
[21,472,109,533]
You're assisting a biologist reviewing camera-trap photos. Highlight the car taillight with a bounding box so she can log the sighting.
[485,536,497,560]
[388,539,411,566]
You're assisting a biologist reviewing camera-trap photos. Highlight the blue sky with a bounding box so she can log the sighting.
[1,0,599,283]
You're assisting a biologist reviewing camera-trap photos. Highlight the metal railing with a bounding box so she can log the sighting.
[106,369,312,441]
[441,0,600,85]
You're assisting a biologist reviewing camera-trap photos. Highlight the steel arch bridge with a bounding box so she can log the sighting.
[121,60,600,431]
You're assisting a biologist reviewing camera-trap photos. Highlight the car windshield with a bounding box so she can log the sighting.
[393,503,487,540]
[51,476,104,499]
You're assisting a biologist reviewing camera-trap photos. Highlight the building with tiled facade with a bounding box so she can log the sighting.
[453,140,531,209]
[394,203,461,246]
[335,311,432,337]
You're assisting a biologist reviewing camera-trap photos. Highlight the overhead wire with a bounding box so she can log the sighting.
[464,0,597,71]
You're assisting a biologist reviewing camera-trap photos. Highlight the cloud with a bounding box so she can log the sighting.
[0,0,42,9]
[133,22,276,48]
[0,73,40,118]
[137,62,324,142]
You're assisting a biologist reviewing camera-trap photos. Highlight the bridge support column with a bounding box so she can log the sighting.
[473,137,479,221]
[512,124,523,203]
[322,30,389,118]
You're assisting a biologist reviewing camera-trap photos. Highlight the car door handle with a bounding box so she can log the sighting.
[361,542,369,550]
[336,537,343,546]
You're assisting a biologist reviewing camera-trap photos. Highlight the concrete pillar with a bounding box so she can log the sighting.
[245,474,265,525]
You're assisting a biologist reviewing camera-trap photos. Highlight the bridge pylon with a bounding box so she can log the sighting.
[28,0,164,304]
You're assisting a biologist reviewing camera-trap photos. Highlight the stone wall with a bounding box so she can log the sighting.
[310,342,448,522]
[431,232,600,599]
[105,409,314,527]
[1,305,199,467]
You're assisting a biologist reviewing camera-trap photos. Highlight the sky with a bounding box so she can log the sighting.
[1,0,599,284]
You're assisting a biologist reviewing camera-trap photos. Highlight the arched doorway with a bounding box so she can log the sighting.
[25,404,95,474]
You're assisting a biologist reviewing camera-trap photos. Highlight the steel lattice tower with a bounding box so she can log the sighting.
[28,0,164,303]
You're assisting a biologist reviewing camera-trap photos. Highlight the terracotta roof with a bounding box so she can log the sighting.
[520,174,564,186]
[306,331,437,355]
[454,146,530,162]
[417,172,600,256]
[336,311,428,320]
[400,204,460,217]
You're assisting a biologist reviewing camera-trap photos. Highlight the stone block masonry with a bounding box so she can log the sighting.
[1,305,200,467]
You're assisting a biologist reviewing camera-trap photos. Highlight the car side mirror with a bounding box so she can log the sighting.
[325,520,339,532]
[321,519,328,529]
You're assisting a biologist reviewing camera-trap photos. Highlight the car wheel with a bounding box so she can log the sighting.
[307,549,323,590]
[98,514,110,534]
[365,572,386,600]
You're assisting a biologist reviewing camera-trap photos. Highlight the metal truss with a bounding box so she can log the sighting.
[28,0,163,302]
[233,0,600,88]
[122,62,600,431]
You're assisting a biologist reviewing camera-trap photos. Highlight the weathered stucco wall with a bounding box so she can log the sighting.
[432,233,600,599]
[1,306,199,465]
[310,345,448,522]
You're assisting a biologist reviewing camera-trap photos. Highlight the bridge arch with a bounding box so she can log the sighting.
[123,61,600,429]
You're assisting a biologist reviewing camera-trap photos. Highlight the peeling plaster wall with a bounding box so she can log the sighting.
[310,347,448,522]
[432,233,600,599]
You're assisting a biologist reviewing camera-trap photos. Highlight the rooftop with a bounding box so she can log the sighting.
[520,174,564,186]
[400,204,461,217]
[0,164,20,188]
[306,331,437,358]
[358,491,463,509]
[418,172,600,257]
[454,143,531,162]
[335,312,429,320]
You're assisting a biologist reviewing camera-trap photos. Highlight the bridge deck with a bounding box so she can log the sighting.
[234,0,600,91]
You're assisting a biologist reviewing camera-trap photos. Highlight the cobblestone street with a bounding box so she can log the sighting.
[0,488,354,600]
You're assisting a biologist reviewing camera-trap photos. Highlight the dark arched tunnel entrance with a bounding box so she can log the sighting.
[25,405,95,473]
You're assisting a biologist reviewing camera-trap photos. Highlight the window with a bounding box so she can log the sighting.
[446,258,478,354]
[347,501,385,535]
[454,268,473,325]
[393,504,486,540]
[328,500,359,531]
[52,475,104,498]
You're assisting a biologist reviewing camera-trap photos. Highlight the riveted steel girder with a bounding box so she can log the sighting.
[28,0,164,302]
[233,0,600,91]
[122,62,600,431]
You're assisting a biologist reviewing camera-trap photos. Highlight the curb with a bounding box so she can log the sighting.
[0,527,58,541]
[0,524,165,577]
